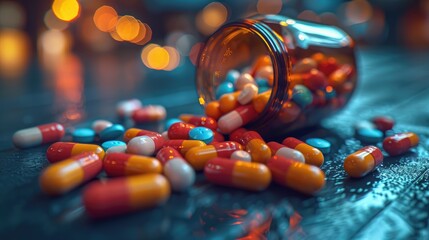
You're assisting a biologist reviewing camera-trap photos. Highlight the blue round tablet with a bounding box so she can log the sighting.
[99,124,125,141]
[306,138,331,154]
[292,85,313,108]
[224,70,240,84]
[101,140,126,151]
[165,118,182,130]
[189,127,214,144]
[356,128,383,143]
[215,82,235,99]
[72,128,95,143]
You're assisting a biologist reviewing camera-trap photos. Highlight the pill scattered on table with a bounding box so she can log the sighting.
[13,123,65,148]
[72,128,95,143]
[305,138,331,154]
[383,132,419,156]
[343,145,383,178]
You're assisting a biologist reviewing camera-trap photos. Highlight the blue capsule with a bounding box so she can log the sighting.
[356,128,383,144]
[215,82,235,99]
[72,128,95,143]
[305,138,331,154]
[224,70,240,84]
[255,78,270,88]
[292,85,313,108]
[189,127,214,144]
[101,140,126,151]
[99,124,125,141]
[165,118,182,130]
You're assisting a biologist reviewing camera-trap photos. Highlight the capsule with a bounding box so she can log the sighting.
[83,174,170,218]
[267,156,325,195]
[13,122,65,149]
[237,83,259,105]
[204,157,271,191]
[292,57,317,74]
[383,132,419,156]
[123,128,160,143]
[230,150,252,162]
[163,139,206,155]
[212,131,225,143]
[235,73,255,90]
[218,104,258,134]
[372,116,394,132]
[46,142,105,163]
[179,114,218,130]
[91,120,113,134]
[282,137,324,167]
[168,122,196,140]
[103,152,162,177]
[343,146,384,178]
[234,130,271,164]
[116,99,142,117]
[40,152,102,195]
[185,141,243,170]
[267,141,305,163]
[127,133,165,156]
[131,105,166,123]
[252,90,271,113]
[205,101,222,120]
[219,91,240,113]
[156,147,195,192]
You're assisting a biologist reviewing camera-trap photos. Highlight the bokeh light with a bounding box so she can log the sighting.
[133,22,152,45]
[147,46,170,70]
[130,21,147,44]
[256,0,283,14]
[93,5,118,32]
[109,30,124,42]
[196,2,228,35]
[345,0,373,25]
[116,15,140,41]
[39,29,70,56]
[0,29,30,78]
[0,1,25,28]
[189,42,204,65]
[297,10,321,22]
[141,44,158,68]
[44,10,69,30]
[163,46,180,71]
[52,0,80,22]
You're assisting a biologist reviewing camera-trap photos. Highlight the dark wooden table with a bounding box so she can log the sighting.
[1,48,429,239]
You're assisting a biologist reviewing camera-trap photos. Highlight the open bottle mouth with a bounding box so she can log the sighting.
[195,19,290,132]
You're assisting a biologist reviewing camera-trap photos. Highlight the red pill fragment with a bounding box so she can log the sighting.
[218,104,258,134]
[13,122,65,148]
[372,116,394,132]
[46,142,105,163]
[103,153,162,177]
[204,157,271,191]
[344,146,383,178]
[383,132,419,156]
[168,122,196,140]
[267,155,325,195]
[179,114,218,131]
[83,174,170,218]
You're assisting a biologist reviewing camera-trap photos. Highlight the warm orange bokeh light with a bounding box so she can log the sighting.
[196,2,228,35]
[116,15,140,41]
[133,22,152,45]
[130,21,147,44]
[0,29,30,78]
[147,46,170,70]
[93,5,118,32]
[345,0,373,24]
[163,46,180,71]
[257,0,283,14]
[109,30,124,42]
[52,0,80,22]
[44,9,69,30]
[141,44,158,67]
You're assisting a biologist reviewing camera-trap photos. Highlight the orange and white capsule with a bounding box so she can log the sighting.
[185,141,243,170]
[218,105,258,134]
[13,123,65,148]
[204,157,271,191]
[237,83,259,105]
[103,152,162,177]
[344,146,384,178]
[131,105,166,123]
[163,139,206,155]
[282,137,324,167]
[234,130,271,164]
[267,156,325,195]
[46,142,105,163]
[382,132,419,156]
[40,152,102,195]
[156,147,195,191]
[123,128,160,143]
[252,90,271,113]
[179,114,218,131]
[205,101,222,120]
[219,91,240,114]
[267,141,305,163]
[83,174,170,218]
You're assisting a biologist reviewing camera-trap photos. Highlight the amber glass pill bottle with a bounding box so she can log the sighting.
[196,15,357,138]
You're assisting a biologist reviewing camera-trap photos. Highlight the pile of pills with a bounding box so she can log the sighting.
[12,99,420,218]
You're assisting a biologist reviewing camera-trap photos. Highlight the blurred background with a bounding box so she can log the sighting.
[0,0,428,131]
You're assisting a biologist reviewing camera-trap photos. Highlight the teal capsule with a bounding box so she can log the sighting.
[292,85,313,108]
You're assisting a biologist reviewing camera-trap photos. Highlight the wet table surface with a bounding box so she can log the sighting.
[1,48,429,239]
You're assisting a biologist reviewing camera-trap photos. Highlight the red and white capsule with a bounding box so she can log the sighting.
[383,132,419,156]
[13,123,65,148]
[267,141,305,163]
[179,114,218,130]
[127,133,165,156]
[218,104,258,134]
[156,147,195,192]
[131,105,166,123]
[116,99,142,117]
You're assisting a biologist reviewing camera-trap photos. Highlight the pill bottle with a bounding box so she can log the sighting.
[196,15,356,138]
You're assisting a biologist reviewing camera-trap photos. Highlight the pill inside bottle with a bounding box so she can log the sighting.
[196,15,357,138]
